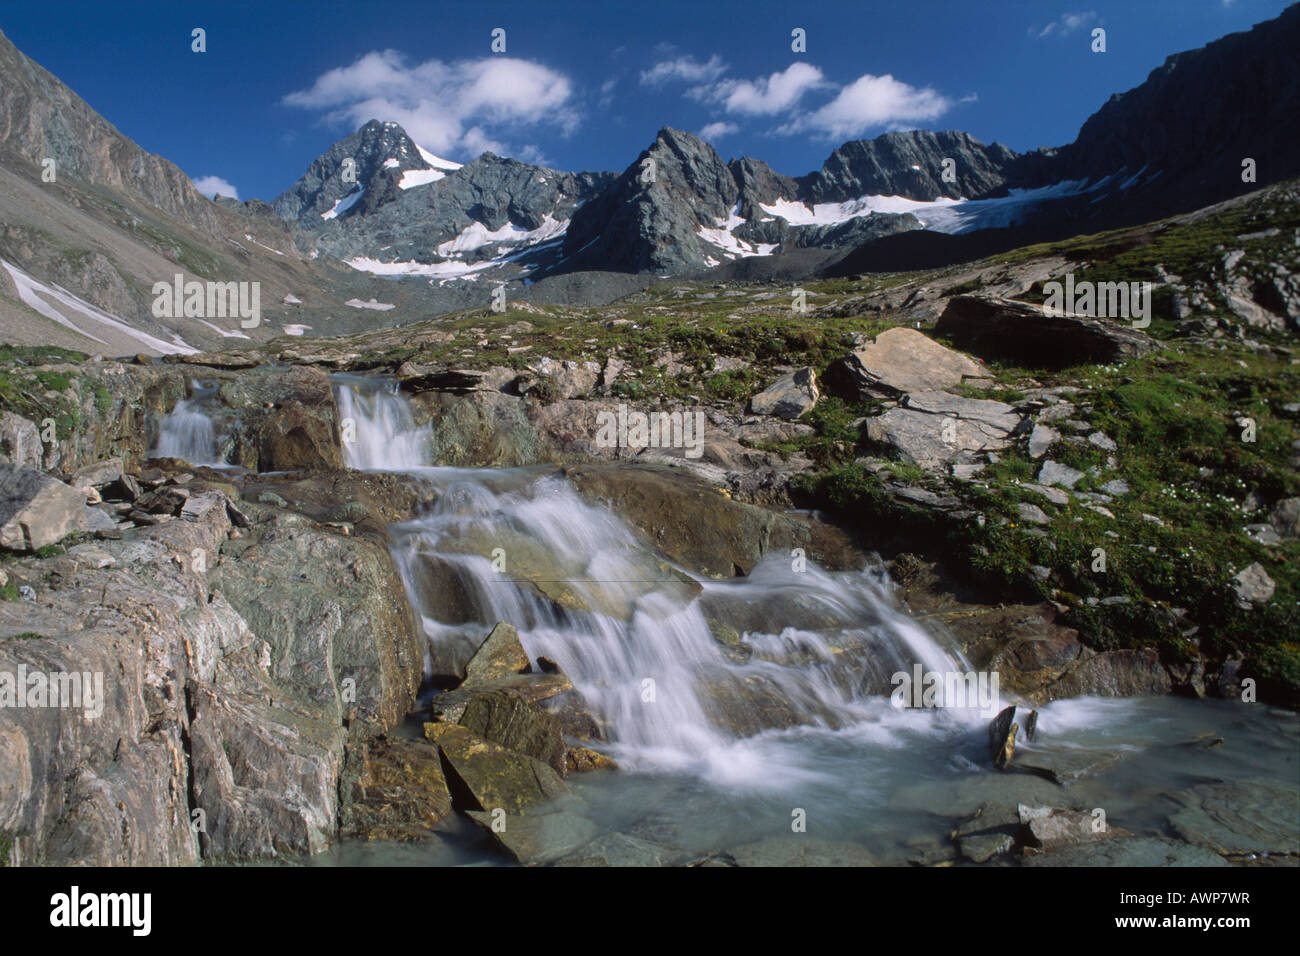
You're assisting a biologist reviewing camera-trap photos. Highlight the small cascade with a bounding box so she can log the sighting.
[152,383,222,465]
[333,377,973,786]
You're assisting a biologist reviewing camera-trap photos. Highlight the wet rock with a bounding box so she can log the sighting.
[988,705,1018,769]
[462,622,532,685]
[429,673,575,724]
[566,463,808,577]
[1231,562,1275,608]
[935,295,1164,367]
[556,832,674,866]
[565,746,618,774]
[726,837,877,867]
[1022,837,1229,867]
[341,737,455,842]
[424,723,568,814]
[1045,649,1173,700]
[1168,778,1300,856]
[458,689,568,775]
[410,389,541,468]
[749,367,818,420]
[466,799,599,865]
[825,327,987,400]
[0,464,90,551]
[960,831,1014,863]
[1016,747,1121,784]
[1019,806,1121,850]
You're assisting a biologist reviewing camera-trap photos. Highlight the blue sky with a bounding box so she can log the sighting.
[0,0,1291,201]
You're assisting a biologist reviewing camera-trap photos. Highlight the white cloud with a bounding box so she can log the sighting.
[1034,11,1097,39]
[192,175,239,199]
[640,54,728,87]
[699,121,739,140]
[283,50,577,160]
[701,62,826,116]
[780,73,953,139]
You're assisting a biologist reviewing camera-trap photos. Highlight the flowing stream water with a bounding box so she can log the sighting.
[151,382,224,466]
[319,377,1299,865]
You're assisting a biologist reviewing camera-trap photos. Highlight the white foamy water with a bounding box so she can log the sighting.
[152,385,223,465]
[333,378,980,789]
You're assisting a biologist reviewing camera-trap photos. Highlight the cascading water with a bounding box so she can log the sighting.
[334,377,974,787]
[317,376,1299,866]
[152,382,223,465]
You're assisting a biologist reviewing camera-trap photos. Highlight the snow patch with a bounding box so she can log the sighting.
[345,298,396,311]
[399,167,446,189]
[416,145,463,171]
[697,204,777,258]
[0,258,197,354]
[282,324,311,337]
[435,215,568,257]
[322,186,364,220]
[759,179,1098,235]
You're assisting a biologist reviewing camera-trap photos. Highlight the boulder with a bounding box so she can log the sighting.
[865,391,1021,467]
[1044,649,1173,700]
[1231,562,1275,608]
[565,463,809,577]
[825,327,986,400]
[565,746,618,774]
[424,723,568,813]
[341,737,454,842]
[457,689,568,775]
[68,458,124,489]
[1019,806,1124,850]
[1037,461,1085,489]
[463,622,532,685]
[0,464,88,552]
[935,294,1163,367]
[466,800,599,865]
[1268,497,1300,538]
[749,367,818,420]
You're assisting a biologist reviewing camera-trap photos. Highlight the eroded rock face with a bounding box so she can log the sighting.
[0,466,422,865]
[935,295,1163,368]
[565,463,809,577]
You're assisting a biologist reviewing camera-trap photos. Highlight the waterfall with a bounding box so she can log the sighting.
[334,375,430,470]
[333,378,972,787]
[152,383,222,465]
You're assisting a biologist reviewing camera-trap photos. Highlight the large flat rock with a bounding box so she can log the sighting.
[827,327,987,400]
